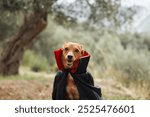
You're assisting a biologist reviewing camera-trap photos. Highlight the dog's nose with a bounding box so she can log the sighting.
[67,55,73,60]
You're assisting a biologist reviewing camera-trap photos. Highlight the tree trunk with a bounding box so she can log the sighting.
[0,11,47,76]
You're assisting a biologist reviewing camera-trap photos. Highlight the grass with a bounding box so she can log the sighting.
[0,74,53,84]
[0,66,54,83]
[103,94,138,100]
[0,75,37,80]
[104,67,150,99]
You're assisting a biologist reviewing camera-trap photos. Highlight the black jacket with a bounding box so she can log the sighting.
[52,49,102,100]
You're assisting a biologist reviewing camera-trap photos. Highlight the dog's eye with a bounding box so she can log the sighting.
[64,48,69,51]
[75,49,79,53]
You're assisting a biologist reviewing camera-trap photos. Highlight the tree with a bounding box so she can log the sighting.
[52,0,136,29]
[0,0,135,75]
[0,0,54,75]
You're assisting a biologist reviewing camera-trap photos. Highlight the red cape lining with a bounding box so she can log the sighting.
[54,48,90,72]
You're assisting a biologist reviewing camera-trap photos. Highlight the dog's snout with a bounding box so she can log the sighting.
[67,55,73,60]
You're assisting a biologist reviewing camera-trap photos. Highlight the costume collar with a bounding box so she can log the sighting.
[54,48,90,74]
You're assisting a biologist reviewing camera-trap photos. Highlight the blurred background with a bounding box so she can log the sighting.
[0,0,150,100]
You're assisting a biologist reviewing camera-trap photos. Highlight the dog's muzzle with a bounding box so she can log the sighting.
[67,55,73,66]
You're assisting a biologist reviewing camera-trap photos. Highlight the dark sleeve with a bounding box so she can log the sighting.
[52,71,62,100]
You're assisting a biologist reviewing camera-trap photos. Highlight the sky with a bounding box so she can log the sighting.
[122,0,150,8]
[58,0,150,8]
[122,0,150,32]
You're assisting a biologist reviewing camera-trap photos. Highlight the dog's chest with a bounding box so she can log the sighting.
[66,73,79,100]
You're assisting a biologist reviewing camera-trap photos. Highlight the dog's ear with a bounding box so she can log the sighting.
[80,44,84,56]
[79,44,83,49]
[81,50,84,56]
[62,42,67,49]
[62,42,71,49]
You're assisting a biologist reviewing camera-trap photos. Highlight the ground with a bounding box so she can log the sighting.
[0,67,138,100]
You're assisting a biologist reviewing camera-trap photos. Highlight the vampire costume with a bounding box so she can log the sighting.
[52,48,102,100]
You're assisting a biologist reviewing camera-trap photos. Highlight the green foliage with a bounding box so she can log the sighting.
[0,0,54,12]
[93,32,150,99]
[0,0,55,43]
[53,0,136,28]
[21,50,50,72]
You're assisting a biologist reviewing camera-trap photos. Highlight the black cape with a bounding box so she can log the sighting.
[52,49,102,100]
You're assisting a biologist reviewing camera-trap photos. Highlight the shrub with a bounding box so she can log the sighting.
[21,50,50,72]
[98,33,150,99]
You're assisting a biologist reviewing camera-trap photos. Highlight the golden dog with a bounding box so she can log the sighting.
[61,42,83,99]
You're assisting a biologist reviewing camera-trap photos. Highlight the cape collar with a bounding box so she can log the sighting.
[54,48,90,74]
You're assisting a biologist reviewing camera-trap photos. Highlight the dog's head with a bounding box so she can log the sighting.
[61,42,84,69]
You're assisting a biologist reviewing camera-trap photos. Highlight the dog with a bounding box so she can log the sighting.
[52,42,102,100]
[61,42,83,99]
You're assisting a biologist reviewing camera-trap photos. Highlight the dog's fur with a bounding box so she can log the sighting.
[61,42,83,100]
